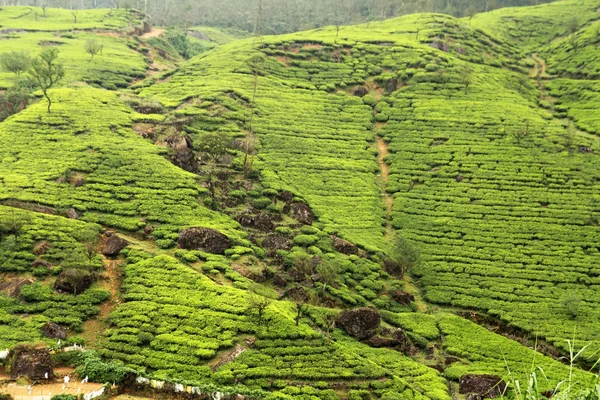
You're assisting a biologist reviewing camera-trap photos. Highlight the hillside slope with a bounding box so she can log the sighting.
[0,3,599,400]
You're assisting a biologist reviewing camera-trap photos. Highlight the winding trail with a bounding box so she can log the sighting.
[376,136,394,230]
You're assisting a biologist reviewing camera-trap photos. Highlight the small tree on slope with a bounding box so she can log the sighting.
[28,48,65,113]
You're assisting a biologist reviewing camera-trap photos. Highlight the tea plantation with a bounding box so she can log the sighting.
[0,1,600,399]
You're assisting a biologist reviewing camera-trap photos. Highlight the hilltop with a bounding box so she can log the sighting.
[0,1,599,399]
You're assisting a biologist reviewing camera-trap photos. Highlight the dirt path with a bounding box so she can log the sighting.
[531,53,547,79]
[1,381,103,399]
[140,28,165,39]
[376,136,393,216]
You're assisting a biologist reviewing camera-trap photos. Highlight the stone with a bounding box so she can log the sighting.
[102,235,129,257]
[336,308,381,340]
[331,236,358,255]
[391,290,415,305]
[42,322,66,340]
[459,374,507,399]
[291,202,314,225]
[456,175,464,183]
[236,212,275,232]
[178,227,231,254]
[353,86,369,97]
[32,259,52,269]
[171,148,198,173]
[33,241,52,256]
[386,78,398,93]
[273,274,288,287]
[66,208,79,219]
[9,346,54,380]
[286,286,309,302]
[262,235,292,251]
[277,191,294,202]
[54,269,93,295]
[73,177,85,187]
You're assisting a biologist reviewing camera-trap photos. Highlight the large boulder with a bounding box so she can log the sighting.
[331,236,358,255]
[33,241,52,256]
[178,227,231,254]
[54,269,93,295]
[167,136,198,173]
[102,235,129,257]
[353,86,369,97]
[8,346,54,380]
[459,374,506,399]
[236,212,275,232]
[336,308,380,340]
[42,322,66,340]
[291,203,314,225]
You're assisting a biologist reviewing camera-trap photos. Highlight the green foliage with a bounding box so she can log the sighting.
[84,39,103,62]
[27,47,65,113]
[75,350,134,384]
[0,51,31,78]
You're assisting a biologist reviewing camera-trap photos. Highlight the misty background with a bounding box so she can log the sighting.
[1,0,556,34]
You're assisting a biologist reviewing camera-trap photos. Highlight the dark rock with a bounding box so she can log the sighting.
[32,259,52,269]
[42,322,66,340]
[286,286,309,302]
[459,374,506,399]
[273,274,288,287]
[262,235,291,251]
[392,328,413,354]
[278,191,294,202]
[386,78,398,93]
[171,148,198,173]
[236,212,275,232]
[288,268,306,282]
[331,236,358,255]
[104,230,115,237]
[33,241,52,256]
[54,269,93,295]
[353,86,369,97]
[66,208,79,219]
[102,235,129,257]
[456,175,464,183]
[144,225,154,235]
[579,146,594,154]
[291,202,314,225]
[178,227,231,254]
[391,290,415,305]
[9,346,54,381]
[366,335,400,348]
[445,356,461,366]
[336,308,381,340]
[73,177,85,187]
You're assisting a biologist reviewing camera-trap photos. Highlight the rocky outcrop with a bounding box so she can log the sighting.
[0,278,34,298]
[42,322,66,340]
[178,227,231,254]
[54,269,93,295]
[236,212,276,232]
[331,236,358,255]
[33,241,52,256]
[167,135,198,173]
[459,374,506,399]
[102,235,129,257]
[262,235,292,251]
[66,208,79,219]
[8,346,54,380]
[353,86,369,97]
[291,202,314,225]
[391,290,415,305]
[336,308,380,340]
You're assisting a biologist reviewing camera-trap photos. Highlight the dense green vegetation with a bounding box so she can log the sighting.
[1,1,600,399]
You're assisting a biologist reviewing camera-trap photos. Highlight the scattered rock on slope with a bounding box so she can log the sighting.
[291,202,314,225]
[178,227,231,254]
[459,374,506,399]
[391,290,415,305]
[8,346,54,380]
[336,308,381,340]
[102,235,130,257]
[331,236,358,255]
[54,269,93,295]
[42,322,66,340]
